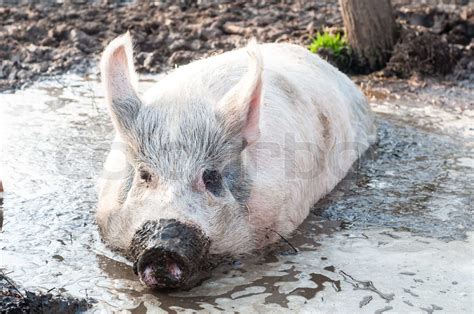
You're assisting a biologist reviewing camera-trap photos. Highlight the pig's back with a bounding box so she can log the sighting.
[144,43,374,147]
[258,43,376,146]
[179,42,376,153]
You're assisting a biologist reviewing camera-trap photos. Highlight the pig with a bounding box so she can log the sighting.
[96,32,376,289]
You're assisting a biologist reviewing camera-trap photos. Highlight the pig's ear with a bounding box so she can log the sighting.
[218,39,263,146]
[100,32,141,141]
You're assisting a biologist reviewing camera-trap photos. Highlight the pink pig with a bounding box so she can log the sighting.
[97,33,376,289]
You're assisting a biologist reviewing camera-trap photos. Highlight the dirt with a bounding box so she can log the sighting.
[0,71,471,312]
[386,3,474,79]
[0,0,341,92]
[0,1,472,92]
[0,273,91,313]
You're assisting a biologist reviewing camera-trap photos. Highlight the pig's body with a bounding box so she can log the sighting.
[141,43,375,244]
[97,35,375,289]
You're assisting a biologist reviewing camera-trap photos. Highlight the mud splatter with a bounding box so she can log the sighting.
[0,272,91,313]
[359,295,373,308]
[340,271,395,302]
[318,112,331,147]
[375,306,393,314]
[404,288,419,297]
[420,304,444,313]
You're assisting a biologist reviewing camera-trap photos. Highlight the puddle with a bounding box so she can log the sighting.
[0,75,472,312]
[315,118,473,241]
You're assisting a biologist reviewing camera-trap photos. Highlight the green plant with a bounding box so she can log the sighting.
[309,32,348,56]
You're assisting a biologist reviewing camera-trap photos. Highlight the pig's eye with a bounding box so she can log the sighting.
[139,169,152,183]
[202,169,223,196]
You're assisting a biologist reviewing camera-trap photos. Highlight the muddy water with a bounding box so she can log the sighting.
[0,75,472,313]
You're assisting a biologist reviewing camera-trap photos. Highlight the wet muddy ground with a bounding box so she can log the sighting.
[0,272,91,313]
[0,74,472,312]
[1,0,472,91]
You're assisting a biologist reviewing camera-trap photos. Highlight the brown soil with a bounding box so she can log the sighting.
[0,1,472,92]
[0,273,91,313]
[386,4,473,79]
[0,0,341,92]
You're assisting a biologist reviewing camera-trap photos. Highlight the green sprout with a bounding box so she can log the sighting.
[309,31,348,56]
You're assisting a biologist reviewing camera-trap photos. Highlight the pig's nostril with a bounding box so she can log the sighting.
[141,265,159,288]
[137,249,188,289]
[167,258,182,281]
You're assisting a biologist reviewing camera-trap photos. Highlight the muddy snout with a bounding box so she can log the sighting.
[129,219,210,289]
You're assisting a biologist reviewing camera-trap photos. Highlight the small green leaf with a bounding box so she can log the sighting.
[308,31,348,56]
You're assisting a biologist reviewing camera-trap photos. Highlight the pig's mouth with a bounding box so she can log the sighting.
[129,219,211,289]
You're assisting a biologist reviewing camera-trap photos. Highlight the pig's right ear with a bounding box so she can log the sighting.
[217,39,263,147]
[101,32,141,142]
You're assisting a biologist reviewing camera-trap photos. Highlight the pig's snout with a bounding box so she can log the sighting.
[129,219,211,289]
[136,247,187,288]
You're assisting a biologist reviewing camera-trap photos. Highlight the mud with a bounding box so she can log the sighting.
[0,74,472,312]
[385,3,474,79]
[0,272,91,313]
[0,180,3,231]
[385,27,462,77]
[0,0,341,91]
[314,118,473,241]
[0,1,472,91]
[129,219,211,289]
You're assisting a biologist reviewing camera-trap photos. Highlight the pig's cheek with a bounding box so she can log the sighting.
[203,191,221,207]
[245,192,270,227]
[193,173,206,193]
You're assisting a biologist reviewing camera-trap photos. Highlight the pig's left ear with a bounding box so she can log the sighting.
[100,32,141,142]
[218,39,263,146]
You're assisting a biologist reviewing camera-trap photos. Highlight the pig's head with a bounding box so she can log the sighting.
[97,33,263,289]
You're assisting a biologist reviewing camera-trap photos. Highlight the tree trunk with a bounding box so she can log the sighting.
[340,0,397,72]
